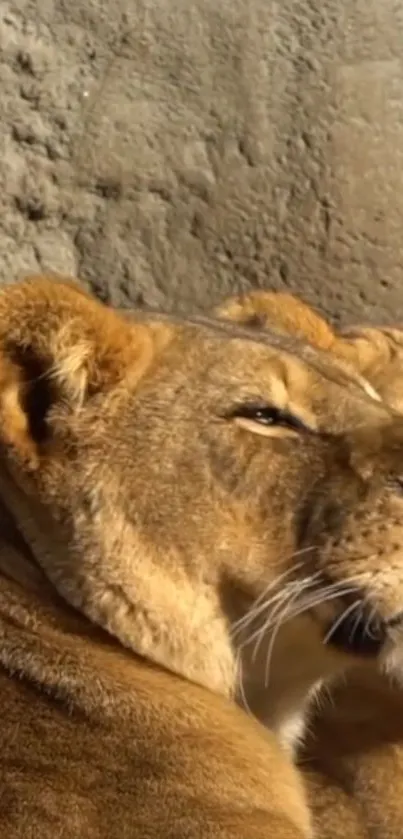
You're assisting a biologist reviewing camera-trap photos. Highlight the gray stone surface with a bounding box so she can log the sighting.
[1,0,403,323]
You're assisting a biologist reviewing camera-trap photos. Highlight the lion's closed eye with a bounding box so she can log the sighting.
[228,403,313,438]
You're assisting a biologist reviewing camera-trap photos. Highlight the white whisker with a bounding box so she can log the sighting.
[234,559,371,695]
[248,575,319,659]
[235,650,253,717]
[350,604,364,643]
[230,549,315,640]
[322,600,361,646]
[251,585,301,665]
[245,585,361,688]
[262,590,362,688]
[264,585,303,687]
[247,582,358,648]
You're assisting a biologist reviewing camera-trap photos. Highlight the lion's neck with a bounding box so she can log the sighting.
[0,475,341,753]
[0,489,156,725]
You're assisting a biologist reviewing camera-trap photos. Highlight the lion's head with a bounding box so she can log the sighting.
[2,277,403,748]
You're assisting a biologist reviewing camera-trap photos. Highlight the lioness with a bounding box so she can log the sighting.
[216,289,403,839]
[1,277,403,837]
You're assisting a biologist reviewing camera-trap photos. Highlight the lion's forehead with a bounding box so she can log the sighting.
[156,330,382,421]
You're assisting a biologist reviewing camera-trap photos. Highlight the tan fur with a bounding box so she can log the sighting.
[2,278,403,836]
[217,289,403,839]
[339,324,403,413]
[215,291,383,404]
[216,291,337,352]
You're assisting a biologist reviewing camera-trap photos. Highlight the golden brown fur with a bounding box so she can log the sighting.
[2,277,403,836]
[338,323,403,414]
[215,291,336,352]
[217,289,403,839]
[0,570,311,839]
[216,290,403,409]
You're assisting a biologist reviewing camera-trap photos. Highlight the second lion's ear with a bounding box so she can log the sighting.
[214,291,276,329]
[214,290,336,350]
[214,290,282,328]
[0,276,149,466]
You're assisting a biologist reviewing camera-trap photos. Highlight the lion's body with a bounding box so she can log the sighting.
[0,567,310,839]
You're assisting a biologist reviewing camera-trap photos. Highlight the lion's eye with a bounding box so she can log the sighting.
[232,404,307,432]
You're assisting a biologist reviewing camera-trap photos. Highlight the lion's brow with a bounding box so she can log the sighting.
[118,306,379,398]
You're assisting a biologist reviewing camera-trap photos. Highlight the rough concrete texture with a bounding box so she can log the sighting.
[1,0,403,323]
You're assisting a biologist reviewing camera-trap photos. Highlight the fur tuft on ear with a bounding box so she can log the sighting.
[0,275,146,463]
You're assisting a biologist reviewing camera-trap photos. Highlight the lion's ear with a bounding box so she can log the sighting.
[214,290,282,328]
[0,276,146,465]
[215,290,336,350]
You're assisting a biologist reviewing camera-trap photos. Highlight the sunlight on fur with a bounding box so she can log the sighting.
[1,276,403,837]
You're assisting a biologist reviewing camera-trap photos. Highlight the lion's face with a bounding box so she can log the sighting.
[2,278,403,740]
